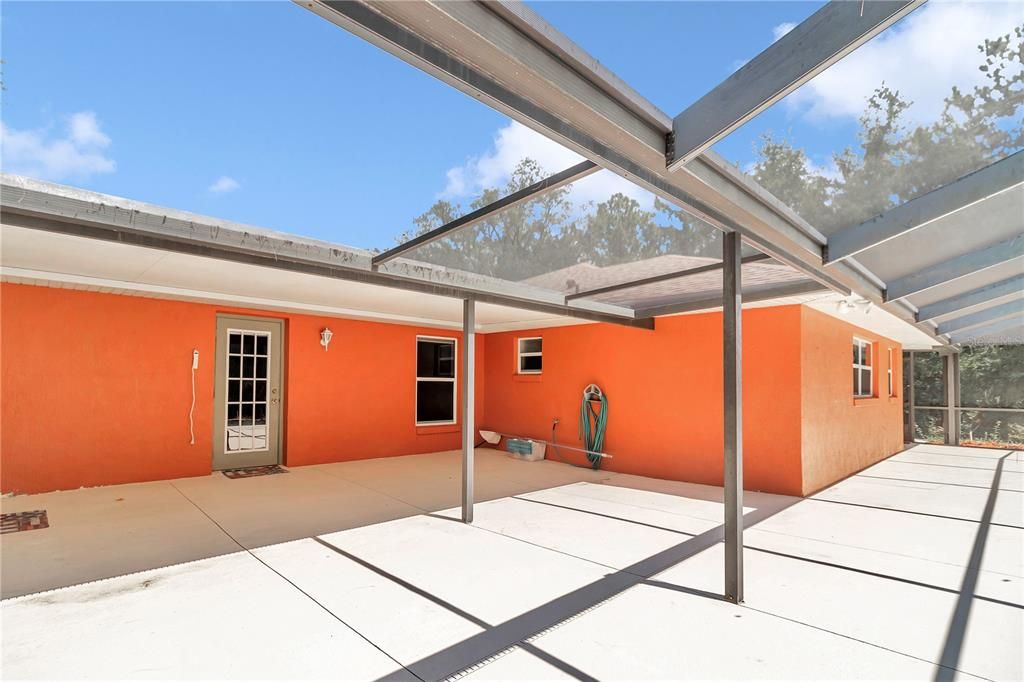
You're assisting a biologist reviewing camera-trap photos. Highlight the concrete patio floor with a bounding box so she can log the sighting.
[1,444,1021,680]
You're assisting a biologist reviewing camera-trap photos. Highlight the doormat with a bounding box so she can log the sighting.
[222,465,289,479]
[1,510,49,534]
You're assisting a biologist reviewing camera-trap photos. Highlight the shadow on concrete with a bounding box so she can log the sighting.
[313,536,599,682]
[319,499,797,682]
[934,451,1012,682]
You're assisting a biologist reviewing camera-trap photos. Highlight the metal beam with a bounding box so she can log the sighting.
[373,160,599,266]
[461,298,476,523]
[634,279,826,320]
[299,2,900,306]
[916,275,1024,323]
[1,176,654,330]
[885,234,1024,301]
[667,0,923,170]
[936,299,1024,335]
[947,315,1023,344]
[304,0,956,347]
[565,253,770,301]
[485,1,670,133]
[722,231,743,604]
[827,152,1024,263]
[288,0,961,350]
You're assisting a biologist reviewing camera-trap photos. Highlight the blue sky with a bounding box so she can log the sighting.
[3,1,1019,250]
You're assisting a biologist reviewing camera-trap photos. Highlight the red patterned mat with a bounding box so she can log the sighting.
[1,510,49,534]
[222,465,289,479]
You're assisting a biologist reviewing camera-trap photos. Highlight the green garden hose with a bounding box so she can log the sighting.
[579,384,608,469]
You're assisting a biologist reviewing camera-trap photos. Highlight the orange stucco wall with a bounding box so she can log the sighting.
[799,306,903,495]
[482,307,806,495]
[1,282,904,497]
[0,283,483,494]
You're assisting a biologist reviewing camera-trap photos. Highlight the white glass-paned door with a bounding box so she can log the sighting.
[225,329,271,453]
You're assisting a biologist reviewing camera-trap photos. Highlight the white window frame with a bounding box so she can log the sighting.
[517,336,543,375]
[415,335,457,426]
[224,328,273,454]
[853,337,874,398]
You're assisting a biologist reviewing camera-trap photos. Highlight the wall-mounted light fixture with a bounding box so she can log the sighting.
[320,327,333,351]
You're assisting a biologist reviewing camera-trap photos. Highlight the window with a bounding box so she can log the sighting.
[888,348,896,397]
[853,338,874,398]
[416,337,456,424]
[517,337,543,374]
[225,330,270,452]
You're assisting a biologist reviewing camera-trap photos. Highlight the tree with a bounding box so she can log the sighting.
[652,197,724,258]
[401,159,723,283]
[395,24,1023,286]
[394,25,1024,446]
[958,344,1024,446]
[960,344,1024,409]
[909,345,1024,447]
[749,24,1023,234]
[749,25,1023,446]
[398,158,579,280]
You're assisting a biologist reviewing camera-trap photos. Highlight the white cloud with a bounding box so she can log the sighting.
[806,158,842,182]
[208,176,240,194]
[772,22,797,42]
[440,120,656,210]
[67,111,111,148]
[784,1,1024,125]
[0,111,115,181]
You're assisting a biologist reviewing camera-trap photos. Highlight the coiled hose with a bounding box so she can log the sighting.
[579,384,608,469]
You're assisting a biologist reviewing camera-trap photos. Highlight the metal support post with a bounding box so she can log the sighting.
[461,298,476,523]
[722,231,744,603]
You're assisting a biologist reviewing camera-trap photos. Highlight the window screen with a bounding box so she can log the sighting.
[416,381,455,423]
[518,337,543,374]
[416,338,456,423]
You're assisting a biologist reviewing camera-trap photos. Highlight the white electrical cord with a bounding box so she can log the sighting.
[189,350,198,445]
